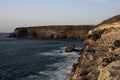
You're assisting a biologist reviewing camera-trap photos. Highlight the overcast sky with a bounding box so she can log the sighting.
[0,0,120,32]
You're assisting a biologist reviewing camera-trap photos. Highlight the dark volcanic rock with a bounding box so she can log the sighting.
[65,44,82,52]
[15,28,28,38]
[10,25,96,39]
[114,40,120,48]
[70,14,120,80]
[65,44,75,52]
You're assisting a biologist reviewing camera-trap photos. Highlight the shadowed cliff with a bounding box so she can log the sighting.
[10,25,96,39]
[70,15,120,80]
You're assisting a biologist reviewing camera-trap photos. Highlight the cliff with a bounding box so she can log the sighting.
[10,25,96,39]
[70,15,120,80]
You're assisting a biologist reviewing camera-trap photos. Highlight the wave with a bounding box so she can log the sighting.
[39,47,79,80]
[22,46,80,80]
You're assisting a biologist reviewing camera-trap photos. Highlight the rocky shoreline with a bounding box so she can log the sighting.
[9,14,120,80]
[9,25,96,40]
[70,15,120,80]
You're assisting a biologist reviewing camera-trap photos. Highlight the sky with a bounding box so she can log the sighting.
[0,0,120,32]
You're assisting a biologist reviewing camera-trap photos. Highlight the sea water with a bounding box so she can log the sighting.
[0,33,84,80]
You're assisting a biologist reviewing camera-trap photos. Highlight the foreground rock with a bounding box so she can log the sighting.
[70,14,120,80]
[10,25,96,39]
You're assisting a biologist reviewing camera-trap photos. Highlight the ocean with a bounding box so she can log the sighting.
[0,33,84,80]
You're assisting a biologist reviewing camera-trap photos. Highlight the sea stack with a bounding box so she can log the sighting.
[70,15,120,80]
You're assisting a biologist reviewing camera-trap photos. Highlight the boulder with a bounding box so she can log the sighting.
[65,44,75,52]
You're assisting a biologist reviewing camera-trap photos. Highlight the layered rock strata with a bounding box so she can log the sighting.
[10,25,96,39]
[70,15,120,80]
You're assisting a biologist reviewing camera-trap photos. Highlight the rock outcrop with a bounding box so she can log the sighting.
[65,44,82,52]
[70,14,120,80]
[10,25,96,39]
[65,44,76,52]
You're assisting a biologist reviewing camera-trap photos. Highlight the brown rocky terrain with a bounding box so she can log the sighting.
[70,15,120,80]
[10,25,96,39]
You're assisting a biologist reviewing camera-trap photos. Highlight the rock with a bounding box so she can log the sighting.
[114,40,120,48]
[14,28,28,38]
[65,44,75,52]
[9,25,96,39]
[65,44,82,52]
[9,33,16,37]
[70,14,120,80]
[98,60,120,80]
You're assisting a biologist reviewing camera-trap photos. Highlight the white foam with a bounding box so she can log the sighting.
[38,52,56,56]
[22,75,41,80]
[36,46,81,80]
[36,49,79,57]
[60,47,66,50]
[60,46,82,50]
[39,49,79,80]
[75,47,82,50]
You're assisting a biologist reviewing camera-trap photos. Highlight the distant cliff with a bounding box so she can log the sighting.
[70,15,120,80]
[10,25,96,39]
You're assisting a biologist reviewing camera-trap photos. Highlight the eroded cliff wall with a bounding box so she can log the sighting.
[70,15,120,80]
[10,25,96,39]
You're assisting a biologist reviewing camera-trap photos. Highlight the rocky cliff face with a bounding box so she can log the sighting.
[70,15,120,80]
[10,25,96,39]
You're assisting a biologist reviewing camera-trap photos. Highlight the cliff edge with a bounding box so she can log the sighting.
[10,25,96,39]
[70,15,120,80]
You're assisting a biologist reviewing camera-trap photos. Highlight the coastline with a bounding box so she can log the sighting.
[4,15,120,80]
[70,15,120,80]
[0,36,83,80]
[9,25,96,40]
